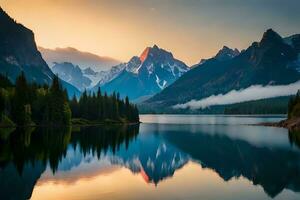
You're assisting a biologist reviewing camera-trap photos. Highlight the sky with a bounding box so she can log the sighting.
[1,0,300,65]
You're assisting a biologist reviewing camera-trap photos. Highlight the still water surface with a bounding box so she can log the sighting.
[1,115,300,200]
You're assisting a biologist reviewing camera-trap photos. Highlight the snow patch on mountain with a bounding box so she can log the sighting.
[83,64,125,87]
[156,75,167,89]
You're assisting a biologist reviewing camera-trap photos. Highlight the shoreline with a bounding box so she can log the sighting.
[0,121,141,129]
[260,118,300,131]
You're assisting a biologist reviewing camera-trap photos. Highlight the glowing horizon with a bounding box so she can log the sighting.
[2,0,300,65]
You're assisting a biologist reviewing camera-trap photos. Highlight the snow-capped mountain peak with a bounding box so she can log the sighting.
[92,45,190,100]
[131,45,189,76]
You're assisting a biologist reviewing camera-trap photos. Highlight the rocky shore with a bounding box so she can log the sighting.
[260,118,300,130]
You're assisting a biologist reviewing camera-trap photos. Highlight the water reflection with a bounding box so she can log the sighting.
[161,125,300,197]
[0,122,300,200]
[0,125,139,200]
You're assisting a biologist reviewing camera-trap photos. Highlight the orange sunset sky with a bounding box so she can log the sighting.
[1,0,300,65]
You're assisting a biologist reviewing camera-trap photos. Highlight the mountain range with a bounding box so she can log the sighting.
[0,8,80,97]
[144,29,300,111]
[43,45,190,100]
[51,62,92,91]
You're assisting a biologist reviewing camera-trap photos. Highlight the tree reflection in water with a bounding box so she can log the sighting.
[0,125,139,200]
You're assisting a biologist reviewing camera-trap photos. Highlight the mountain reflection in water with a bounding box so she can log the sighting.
[1,121,300,200]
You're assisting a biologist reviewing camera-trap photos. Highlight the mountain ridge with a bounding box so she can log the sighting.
[193,46,240,67]
[144,29,300,110]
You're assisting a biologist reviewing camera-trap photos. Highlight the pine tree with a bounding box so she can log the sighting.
[70,95,79,118]
[125,96,132,121]
[96,88,103,120]
[47,75,71,125]
[12,72,32,126]
[0,90,5,116]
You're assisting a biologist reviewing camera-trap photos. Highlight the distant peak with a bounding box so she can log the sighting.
[52,47,79,52]
[214,46,240,61]
[265,28,276,35]
[260,29,283,45]
[221,46,231,50]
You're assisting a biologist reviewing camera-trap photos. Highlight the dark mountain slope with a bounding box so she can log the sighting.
[145,29,300,108]
[0,8,80,97]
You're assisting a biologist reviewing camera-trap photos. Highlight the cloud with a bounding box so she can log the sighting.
[173,81,300,110]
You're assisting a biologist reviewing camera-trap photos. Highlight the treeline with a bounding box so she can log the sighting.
[70,89,139,123]
[0,73,139,127]
[224,96,290,115]
[288,91,300,119]
[0,73,71,126]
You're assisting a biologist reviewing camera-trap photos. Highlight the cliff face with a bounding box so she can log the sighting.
[0,8,80,97]
[0,8,53,84]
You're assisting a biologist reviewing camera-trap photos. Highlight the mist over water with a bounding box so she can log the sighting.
[173,81,300,110]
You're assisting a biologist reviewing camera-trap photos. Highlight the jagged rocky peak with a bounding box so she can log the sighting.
[196,46,240,66]
[259,29,283,47]
[139,44,173,62]
[248,29,298,64]
[215,46,240,61]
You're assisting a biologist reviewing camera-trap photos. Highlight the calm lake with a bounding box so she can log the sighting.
[1,115,300,200]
